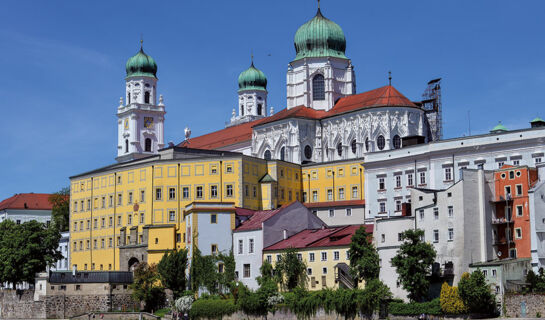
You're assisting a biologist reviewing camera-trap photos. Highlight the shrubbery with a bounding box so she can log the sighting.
[189,298,238,320]
[440,282,467,314]
[389,298,442,316]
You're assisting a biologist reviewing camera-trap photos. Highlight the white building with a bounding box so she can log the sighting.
[51,231,70,271]
[364,125,545,222]
[529,164,545,270]
[232,201,324,290]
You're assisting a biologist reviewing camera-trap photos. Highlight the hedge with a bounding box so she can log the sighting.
[389,298,442,316]
[189,298,238,319]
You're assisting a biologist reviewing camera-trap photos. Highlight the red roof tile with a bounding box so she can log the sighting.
[330,85,417,115]
[234,207,284,232]
[0,193,54,211]
[254,105,328,127]
[263,224,373,251]
[235,207,256,217]
[304,200,365,209]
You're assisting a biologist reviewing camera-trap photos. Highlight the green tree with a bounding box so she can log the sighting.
[157,249,188,299]
[217,251,236,293]
[391,229,436,302]
[190,247,219,294]
[349,226,380,283]
[257,260,275,285]
[458,271,496,315]
[0,220,61,288]
[275,247,307,291]
[130,262,165,312]
[49,187,70,232]
[357,279,392,319]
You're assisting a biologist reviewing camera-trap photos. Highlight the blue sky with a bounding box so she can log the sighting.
[1,0,545,200]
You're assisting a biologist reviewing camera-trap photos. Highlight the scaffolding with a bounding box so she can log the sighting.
[421,78,443,140]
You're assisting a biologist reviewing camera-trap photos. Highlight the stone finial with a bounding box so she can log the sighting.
[270,106,274,115]
[232,108,236,118]
[159,94,164,105]
[184,127,191,140]
[119,97,124,106]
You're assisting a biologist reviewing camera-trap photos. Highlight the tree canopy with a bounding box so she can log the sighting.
[0,219,61,288]
[130,262,165,312]
[458,271,496,315]
[157,249,188,299]
[274,247,307,291]
[391,228,436,302]
[349,226,380,283]
[49,187,70,232]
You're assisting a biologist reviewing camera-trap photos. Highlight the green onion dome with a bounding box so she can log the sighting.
[238,62,267,92]
[125,46,157,79]
[293,8,347,61]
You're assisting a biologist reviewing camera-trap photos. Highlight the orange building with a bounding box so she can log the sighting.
[492,165,538,259]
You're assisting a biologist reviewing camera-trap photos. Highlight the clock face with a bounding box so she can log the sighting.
[144,117,154,129]
[124,119,129,130]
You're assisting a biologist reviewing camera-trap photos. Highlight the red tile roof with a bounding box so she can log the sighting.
[235,207,256,217]
[234,207,284,232]
[177,117,266,150]
[263,224,373,251]
[304,200,365,209]
[0,193,54,211]
[177,85,416,150]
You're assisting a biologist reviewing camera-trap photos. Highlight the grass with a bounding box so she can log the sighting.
[154,308,171,318]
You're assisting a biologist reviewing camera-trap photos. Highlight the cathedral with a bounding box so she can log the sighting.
[115,5,441,164]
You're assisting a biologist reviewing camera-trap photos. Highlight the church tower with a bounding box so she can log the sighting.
[286,5,355,111]
[116,42,165,162]
[228,60,268,127]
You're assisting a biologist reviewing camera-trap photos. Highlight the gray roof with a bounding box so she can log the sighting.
[49,271,133,284]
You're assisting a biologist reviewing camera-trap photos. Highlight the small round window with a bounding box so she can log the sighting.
[501,173,506,179]
[516,171,521,177]
[264,150,271,160]
[377,135,386,150]
[337,143,343,156]
[351,139,357,154]
[304,145,312,159]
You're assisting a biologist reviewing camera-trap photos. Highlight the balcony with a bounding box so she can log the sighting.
[490,194,513,203]
[493,238,515,246]
[491,217,514,225]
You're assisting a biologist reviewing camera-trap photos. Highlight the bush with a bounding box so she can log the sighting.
[458,271,496,315]
[283,287,322,320]
[440,282,467,314]
[189,299,238,319]
[389,298,442,316]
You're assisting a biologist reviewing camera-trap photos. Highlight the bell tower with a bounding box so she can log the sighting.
[116,41,165,162]
[228,59,268,127]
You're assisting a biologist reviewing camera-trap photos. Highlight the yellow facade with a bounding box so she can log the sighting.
[302,160,364,203]
[70,148,365,271]
[264,246,363,291]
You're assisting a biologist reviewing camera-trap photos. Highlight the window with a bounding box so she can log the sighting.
[513,160,520,166]
[253,186,257,197]
[492,269,497,277]
[211,244,218,255]
[93,239,97,249]
[182,187,189,199]
[395,200,402,212]
[346,208,352,216]
[238,239,243,254]
[210,185,218,198]
[168,188,176,200]
[509,171,515,179]
[309,252,315,262]
[226,184,233,197]
[155,188,162,200]
[509,248,517,258]
[307,268,312,275]
[516,184,523,196]
[505,186,511,197]
[101,197,105,208]
[321,252,327,261]
[196,186,203,199]
[139,213,144,224]
[433,230,439,242]
[352,186,358,199]
[535,157,542,164]
[419,171,426,185]
[498,161,504,168]
[351,139,357,154]
[312,74,325,100]
[304,145,312,159]
[280,147,286,161]
[73,222,77,232]
[448,206,454,218]
[109,196,113,207]
[145,138,152,152]
[94,219,98,229]
[338,188,345,200]
[144,91,150,104]
[327,189,333,201]
[379,202,386,213]
[334,251,339,261]
[515,228,522,239]
[277,254,281,262]
[434,207,439,220]
[483,270,488,277]
[87,199,91,210]
[264,150,272,160]
[395,175,401,188]
[297,253,302,261]
[127,192,133,204]
[312,191,318,202]
[516,205,523,217]
[322,267,327,274]
[169,211,175,222]
[329,209,334,217]
[266,255,272,263]
[101,218,105,228]
[211,214,217,224]
[243,264,251,278]
[249,239,254,254]
[448,228,454,241]
[444,167,452,181]
[365,137,370,151]
[127,214,132,225]
[379,178,385,190]
[398,233,403,241]
[337,143,343,157]
[377,135,385,150]
[381,234,385,243]
[226,165,233,173]
[101,239,105,248]
[393,135,401,149]
[117,216,122,226]
[407,173,414,187]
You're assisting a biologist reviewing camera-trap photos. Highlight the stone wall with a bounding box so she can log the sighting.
[0,289,136,319]
[504,293,545,318]
[70,312,159,320]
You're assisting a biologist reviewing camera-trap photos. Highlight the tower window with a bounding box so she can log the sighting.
[312,74,325,101]
[241,105,244,116]
[351,139,357,154]
[280,147,286,161]
[377,135,386,150]
[145,138,152,152]
[365,137,370,151]
[257,104,263,115]
[304,145,312,159]
[144,91,150,104]
[127,93,131,104]
[393,135,401,149]
[125,139,129,153]
[264,150,271,160]
[337,143,343,157]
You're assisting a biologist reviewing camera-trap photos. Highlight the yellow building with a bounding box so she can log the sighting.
[262,224,371,290]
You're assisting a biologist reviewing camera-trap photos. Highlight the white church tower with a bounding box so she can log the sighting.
[228,59,268,127]
[116,41,165,162]
[286,5,355,111]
